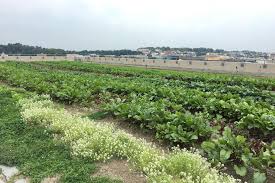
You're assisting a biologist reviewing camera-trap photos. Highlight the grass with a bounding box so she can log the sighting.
[0,88,122,183]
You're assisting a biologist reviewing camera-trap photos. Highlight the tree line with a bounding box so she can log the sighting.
[0,43,142,56]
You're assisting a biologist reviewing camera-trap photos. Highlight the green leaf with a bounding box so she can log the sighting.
[263,150,271,157]
[241,154,250,165]
[201,141,215,152]
[253,172,266,183]
[190,134,198,140]
[234,165,247,176]
[220,149,232,162]
[236,135,246,144]
[222,127,233,141]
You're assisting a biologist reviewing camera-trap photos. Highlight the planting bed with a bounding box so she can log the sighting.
[0,61,274,182]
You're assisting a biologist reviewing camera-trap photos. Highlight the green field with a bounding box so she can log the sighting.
[0,61,274,183]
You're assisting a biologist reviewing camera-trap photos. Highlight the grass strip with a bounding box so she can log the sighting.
[0,87,121,183]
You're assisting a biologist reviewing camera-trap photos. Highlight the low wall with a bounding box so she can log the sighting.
[86,57,275,76]
[1,55,275,75]
[0,55,73,62]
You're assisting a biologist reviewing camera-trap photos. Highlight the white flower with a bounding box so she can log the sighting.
[19,96,239,183]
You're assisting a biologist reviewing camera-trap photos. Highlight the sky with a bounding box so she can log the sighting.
[0,0,275,52]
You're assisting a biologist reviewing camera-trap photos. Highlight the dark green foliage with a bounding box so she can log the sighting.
[0,43,67,55]
[201,127,274,182]
[0,43,141,56]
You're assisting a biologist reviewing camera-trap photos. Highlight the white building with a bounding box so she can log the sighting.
[66,54,83,61]
[137,48,151,55]
[182,51,196,57]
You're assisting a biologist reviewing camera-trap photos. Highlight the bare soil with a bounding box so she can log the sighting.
[93,160,146,183]
[62,104,151,183]
[98,116,170,152]
[63,103,170,152]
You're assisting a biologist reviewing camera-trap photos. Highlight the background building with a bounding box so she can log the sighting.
[205,53,231,61]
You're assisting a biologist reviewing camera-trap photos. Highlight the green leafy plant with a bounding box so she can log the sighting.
[0,61,274,181]
[202,127,253,176]
[18,95,238,183]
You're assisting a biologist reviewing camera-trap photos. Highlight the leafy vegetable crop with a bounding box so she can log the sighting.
[0,61,274,181]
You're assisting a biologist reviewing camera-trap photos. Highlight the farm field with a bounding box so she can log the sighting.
[0,61,274,183]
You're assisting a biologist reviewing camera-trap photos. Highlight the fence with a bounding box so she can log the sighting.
[86,57,275,76]
[0,55,73,62]
[1,55,275,75]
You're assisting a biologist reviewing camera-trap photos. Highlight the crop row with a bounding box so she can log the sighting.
[0,62,274,180]
[32,61,275,91]
[18,94,238,183]
[0,62,274,139]
[15,61,275,105]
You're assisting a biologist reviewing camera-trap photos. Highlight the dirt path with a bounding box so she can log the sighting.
[93,160,146,183]
[63,104,170,152]
[62,104,172,183]
[62,104,150,183]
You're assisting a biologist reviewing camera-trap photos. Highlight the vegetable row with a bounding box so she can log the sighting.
[32,61,275,91]
[0,62,274,180]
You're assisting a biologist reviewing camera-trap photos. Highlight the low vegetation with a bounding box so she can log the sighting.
[0,61,274,182]
[0,87,121,183]
[19,95,237,183]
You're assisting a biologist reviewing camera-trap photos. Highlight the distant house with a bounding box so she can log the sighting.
[270,53,275,60]
[137,48,151,55]
[205,53,231,61]
[182,51,196,57]
[90,54,97,57]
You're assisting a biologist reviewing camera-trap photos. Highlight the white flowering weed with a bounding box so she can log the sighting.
[19,96,239,183]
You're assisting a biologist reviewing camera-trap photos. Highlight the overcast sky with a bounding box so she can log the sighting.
[0,0,274,52]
